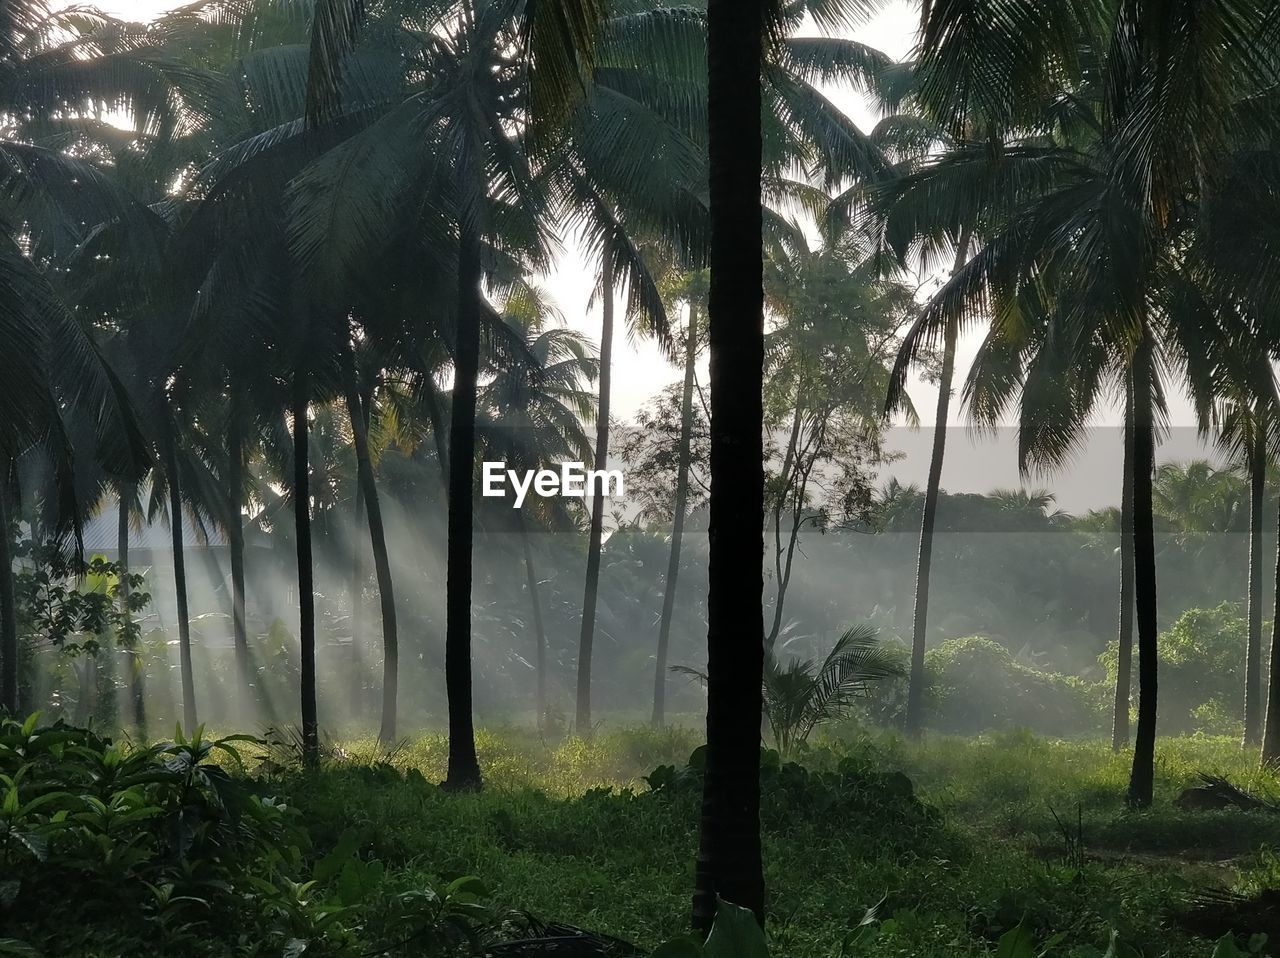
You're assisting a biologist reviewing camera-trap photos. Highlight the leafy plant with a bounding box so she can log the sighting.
[652,899,768,957]
[676,626,903,755]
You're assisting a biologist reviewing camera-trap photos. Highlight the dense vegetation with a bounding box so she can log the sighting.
[3,0,1280,954]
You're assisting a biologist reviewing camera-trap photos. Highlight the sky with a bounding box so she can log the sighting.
[77,0,1215,512]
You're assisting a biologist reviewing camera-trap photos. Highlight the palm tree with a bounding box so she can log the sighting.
[891,0,1276,806]
[901,232,970,737]
[341,344,401,743]
[478,288,597,726]
[156,411,199,733]
[0,3,194,711]
[677,625,903,757]
[694,0,767,932]
[0,474,17,714]
[653,292,703,728]
[291,359,320,762]
[1112,378,1136,751]
[224,390,253,714]
[574,249,616,735]
[1204,339,1280,749]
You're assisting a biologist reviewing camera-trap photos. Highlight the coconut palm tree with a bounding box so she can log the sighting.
[694,0,768,932]
[677,624,903,757]
[0,3,203,711]
[652,279,705,728]
[478,287,597,726]
[1112,377,1136,751]
[888,0,1277,807]
[1205,340,1280,748]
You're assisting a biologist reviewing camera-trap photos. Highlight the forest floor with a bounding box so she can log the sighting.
[281,724,1280,956]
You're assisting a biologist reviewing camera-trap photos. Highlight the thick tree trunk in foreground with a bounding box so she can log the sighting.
[1245,432,1266,747]
[292,372,319,764]
[905,234,970,739]
[693,0,766,932]
[1261,502,1280,765]
[343,359,399,744]
[118,485,146,732]
[1112,382,1136,751]
[1127,336,1159,808]
[576,249,615,735]
[0,486,17,715]
[653,302,699,728]
[227,402,253,714]
[444,226,483,791]
[517,513,549,729]
[163,421,198,734]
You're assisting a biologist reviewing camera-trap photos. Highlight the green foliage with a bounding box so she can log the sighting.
[925,637,1102,736]
[1,719,1269,956]
[677,627,904,756]
[1101,604,1249,736]
[0,715,516,956]
[16,548,149,658]
[653,900,768,957]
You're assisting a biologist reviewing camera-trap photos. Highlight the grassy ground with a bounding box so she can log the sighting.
[276,725,1280,956]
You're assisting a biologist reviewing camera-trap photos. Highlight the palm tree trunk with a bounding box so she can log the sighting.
[1127,334,1159,808]
[1245,430,1266,747]
[163,419,198,734]
[343,357,399,745]
[576,248,615,735]
[693,0,766,932]
[351,470,365,715]
[905,234,970,739]
[1111,382,1136,751]
[653,302,699,728]
[766,406,803,650]
[444,224,483,791]
[227,398,252,714]
[292,371,319,764]
[118,484,146,732]
[518,512,548,729]
[0,484,18,715]
[1261,500,1280,765]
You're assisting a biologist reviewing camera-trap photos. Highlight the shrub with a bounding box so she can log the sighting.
[1100,603,1250,735]
[925,636,1102,736]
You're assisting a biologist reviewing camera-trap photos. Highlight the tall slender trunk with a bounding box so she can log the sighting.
[444,224,483,791]
[292,371,318,764]
[576,248,615,735]
[518,513,548,729]
[904,233,970,738]
[0,484,18,715]
[1245,430,1266,747]
[653,303,699,728]
[766,406,804,650]
[1111,383,1136,751]
[118,484,146,732]
[1261,499,1280,765]
[351,469,366,716]
[343,356,399,744]
[694,0,766,932]
[163,419,198,734]
[227,398,252,714]
[1127,334,1159,808]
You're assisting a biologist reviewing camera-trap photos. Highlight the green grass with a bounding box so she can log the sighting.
[269,724,1280,956]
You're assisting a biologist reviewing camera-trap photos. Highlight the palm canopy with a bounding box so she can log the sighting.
[1,3,214,537]
[875,2,1280,474]
[676,624,905,757]
[764,624,903,756]
[476,286,599,528]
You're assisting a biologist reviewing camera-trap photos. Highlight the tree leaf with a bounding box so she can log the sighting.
[704,898,767,958]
